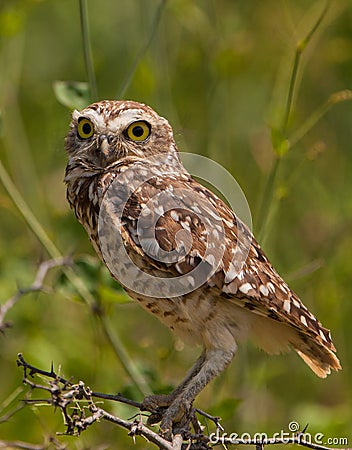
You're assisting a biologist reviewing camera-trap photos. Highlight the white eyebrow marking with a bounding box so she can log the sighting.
[73,109,107,130]
[109,109,147,132]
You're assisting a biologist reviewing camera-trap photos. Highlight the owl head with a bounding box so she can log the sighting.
[65,100,179,168]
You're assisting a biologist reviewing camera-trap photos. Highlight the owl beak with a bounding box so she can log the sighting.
[99,135,111,157]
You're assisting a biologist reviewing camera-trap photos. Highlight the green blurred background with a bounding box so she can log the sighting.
[0,0,351,448]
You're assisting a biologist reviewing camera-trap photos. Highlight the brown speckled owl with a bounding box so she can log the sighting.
[64,100,341,436]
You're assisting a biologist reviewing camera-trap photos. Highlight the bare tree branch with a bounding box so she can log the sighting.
[0,258,72,332]
[15,355,350,450]
[16,354,190,450]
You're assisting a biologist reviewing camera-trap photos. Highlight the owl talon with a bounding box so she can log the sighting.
[141,393,176,412]
[142,393,178,426]
[142,394,193,438]
[146,410,167,426]
[159,397,192,439]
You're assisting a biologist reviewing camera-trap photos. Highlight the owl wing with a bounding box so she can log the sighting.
[103,169,340,376]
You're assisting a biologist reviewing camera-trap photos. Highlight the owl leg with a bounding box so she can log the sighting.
[142,351,206,418]
[160,347,235,438]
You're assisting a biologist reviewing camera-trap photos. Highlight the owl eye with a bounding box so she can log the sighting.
[125,121,151,142]
[77,118,94,139]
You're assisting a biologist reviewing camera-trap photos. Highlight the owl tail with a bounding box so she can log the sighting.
[293,339,342,378]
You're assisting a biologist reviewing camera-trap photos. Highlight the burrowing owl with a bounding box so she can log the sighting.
[65,100,341,435]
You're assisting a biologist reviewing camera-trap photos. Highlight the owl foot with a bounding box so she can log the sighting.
[142,394,193,440]
[142,393,176,411]
[159,397,193,440]
[141,393,177,426]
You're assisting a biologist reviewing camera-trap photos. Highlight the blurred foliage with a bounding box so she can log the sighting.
[53,80,91,110]
[0,0,351,448]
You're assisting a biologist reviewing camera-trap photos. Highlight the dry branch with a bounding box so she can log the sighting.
[16,354,190,450]
[15,355,350,450]
[0,258,72,332]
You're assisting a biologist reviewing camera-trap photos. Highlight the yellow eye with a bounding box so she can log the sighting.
[77,118,94,139]
[126,121,150,142]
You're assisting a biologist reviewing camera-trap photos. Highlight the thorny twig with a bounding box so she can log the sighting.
[15,355,351,450]
[0,258,72,332]
[16,354,200,450]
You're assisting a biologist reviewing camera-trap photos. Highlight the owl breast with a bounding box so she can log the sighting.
[65,161,118,258]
